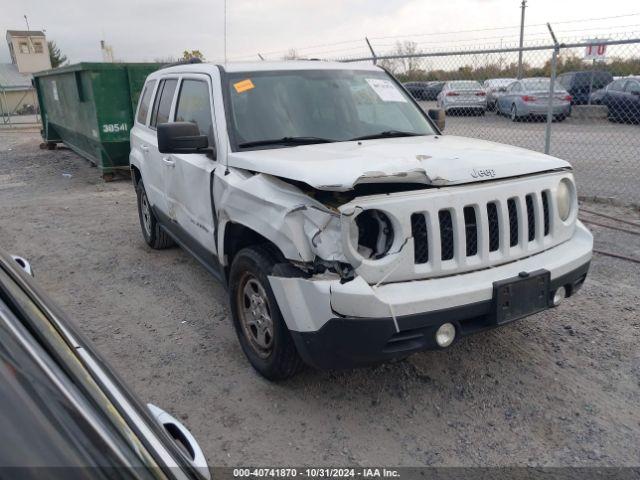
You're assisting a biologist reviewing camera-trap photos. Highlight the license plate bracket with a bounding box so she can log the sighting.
[493,270,550,325]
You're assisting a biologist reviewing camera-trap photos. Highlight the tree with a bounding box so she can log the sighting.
[379,41,421,75]
[48,41,67,68]
[182,50,205,62]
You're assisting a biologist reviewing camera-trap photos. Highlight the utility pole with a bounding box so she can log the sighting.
[517,0,527,79]
[223,0,227,64]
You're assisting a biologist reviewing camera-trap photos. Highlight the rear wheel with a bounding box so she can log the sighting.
[229,246,304,380]
[136,180,174,249]
[510,104,519,122]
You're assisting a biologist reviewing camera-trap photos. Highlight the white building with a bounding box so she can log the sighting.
[1,30,51,120]
[6,30,52,73]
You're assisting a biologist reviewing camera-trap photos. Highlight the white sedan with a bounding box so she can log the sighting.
[436,80,487,115]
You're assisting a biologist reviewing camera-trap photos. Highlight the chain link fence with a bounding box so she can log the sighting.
[0,86,40,128]
[340,37,640,206]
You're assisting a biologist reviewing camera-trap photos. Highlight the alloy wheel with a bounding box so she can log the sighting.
[238,275,274,358]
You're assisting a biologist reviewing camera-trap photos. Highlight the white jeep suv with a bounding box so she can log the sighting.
[130,61,592,380]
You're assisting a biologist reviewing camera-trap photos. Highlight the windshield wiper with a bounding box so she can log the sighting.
[238,136,335,148]
[349,130,424,141]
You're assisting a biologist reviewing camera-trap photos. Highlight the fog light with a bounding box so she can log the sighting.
[552,286,567,307]
[435,323,456,348]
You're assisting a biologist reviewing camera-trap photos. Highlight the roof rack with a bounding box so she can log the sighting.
[160,57,203,69]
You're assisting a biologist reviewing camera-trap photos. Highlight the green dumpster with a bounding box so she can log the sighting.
[33,62,162,180]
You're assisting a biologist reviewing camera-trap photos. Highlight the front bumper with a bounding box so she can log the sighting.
[269,222,593,370]
[290,261,589,369]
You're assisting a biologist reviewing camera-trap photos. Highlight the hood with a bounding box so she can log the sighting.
[227,135,570,192]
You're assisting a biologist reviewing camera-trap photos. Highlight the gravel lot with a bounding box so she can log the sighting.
[418,101,640,205]
[1,129,639,467]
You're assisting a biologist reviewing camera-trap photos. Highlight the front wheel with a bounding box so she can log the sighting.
[228,246,304,380]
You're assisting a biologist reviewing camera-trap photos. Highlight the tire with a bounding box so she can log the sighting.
[510,104,519,122]
[228,246,304,380]
[136,180,175,249]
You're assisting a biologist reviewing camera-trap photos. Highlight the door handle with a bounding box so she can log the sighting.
[163,157,175,167]
[140,145,149,152]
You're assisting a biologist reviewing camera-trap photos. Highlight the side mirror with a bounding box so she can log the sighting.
[157,122,209,154]
[428,108,446,131]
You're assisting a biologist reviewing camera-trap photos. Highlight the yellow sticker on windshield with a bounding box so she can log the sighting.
[233,79,255,93]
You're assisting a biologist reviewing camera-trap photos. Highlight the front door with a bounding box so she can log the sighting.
[165,75,219,257]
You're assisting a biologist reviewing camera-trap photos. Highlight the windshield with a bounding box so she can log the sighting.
[224,69,436,150]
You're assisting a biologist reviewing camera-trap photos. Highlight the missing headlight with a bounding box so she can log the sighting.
[355,209,394,259]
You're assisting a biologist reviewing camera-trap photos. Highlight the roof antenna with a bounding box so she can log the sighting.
[24,14,30,31]
[223,0,227,64]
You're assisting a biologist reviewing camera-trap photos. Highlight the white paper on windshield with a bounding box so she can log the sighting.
[366,78,407,102]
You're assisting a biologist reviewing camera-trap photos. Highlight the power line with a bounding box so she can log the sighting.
[370,23,640,49]
[228,11,640,61]
[367,11,640,41]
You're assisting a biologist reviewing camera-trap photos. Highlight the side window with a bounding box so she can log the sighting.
[625,81,640,94]
[150,79,178,129]
[136,80,156,125]
[609,79,626,92]
[511,83,521,92]
[174,80,214,143]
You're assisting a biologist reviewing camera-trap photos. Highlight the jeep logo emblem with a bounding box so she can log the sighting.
[471,168,496,179]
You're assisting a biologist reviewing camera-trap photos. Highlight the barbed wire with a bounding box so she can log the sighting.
[226,11,640,61]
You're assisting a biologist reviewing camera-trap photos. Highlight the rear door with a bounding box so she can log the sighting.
[147,77,179,219]
[603,79,628,117]
[131,79,165,209]
[499,82,519,112]
[165,74,219,260]
[621,79,640,120]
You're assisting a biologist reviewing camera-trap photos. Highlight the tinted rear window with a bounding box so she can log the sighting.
[136,80,156,125]
[522,79,551,90]
[449,81,481,89]
[150,79,178,128]
[574,71,612,88]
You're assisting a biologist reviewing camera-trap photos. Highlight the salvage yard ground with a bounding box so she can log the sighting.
[1,130,639,466]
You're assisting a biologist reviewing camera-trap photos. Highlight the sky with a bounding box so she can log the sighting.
[1,0,638,64]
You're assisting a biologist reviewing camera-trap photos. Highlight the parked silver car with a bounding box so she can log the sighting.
[436,80,486,115]
[483,78,516,111]
[496,78,572,122]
